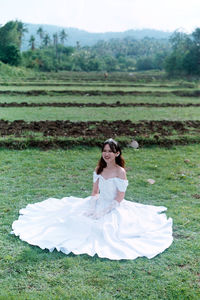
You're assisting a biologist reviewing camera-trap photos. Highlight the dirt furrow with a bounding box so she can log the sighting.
[0,136,199,149]
[0,102,200,107]
[0,83,195,88]
[0,90,200,97]
[0,120,199,137]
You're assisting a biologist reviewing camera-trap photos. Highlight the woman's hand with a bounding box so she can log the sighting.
[83,195,98,217]
[90,200,120,220]
[115,191,125,203]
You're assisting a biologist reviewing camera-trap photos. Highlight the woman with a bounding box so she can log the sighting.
[11,138,173,260]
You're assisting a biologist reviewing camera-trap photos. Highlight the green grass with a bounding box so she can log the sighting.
[0,62,36,80]
[16,69,197,83]
[1,106,200,122]
[0,80,198,88]
[0,85,197,92]
[0,145,199,299]
[0,134,200,150]
[0,94,200,104]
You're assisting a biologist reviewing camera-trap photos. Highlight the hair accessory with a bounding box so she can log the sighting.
[105,138,117,145]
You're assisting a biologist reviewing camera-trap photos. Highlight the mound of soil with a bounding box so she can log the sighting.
[0,136,199,150]
[0,120,199,138]
[0,102,200,108]
[0,83,194,88]
[0,90,200,97]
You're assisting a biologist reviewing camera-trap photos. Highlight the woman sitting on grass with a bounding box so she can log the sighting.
[12,138,173,260]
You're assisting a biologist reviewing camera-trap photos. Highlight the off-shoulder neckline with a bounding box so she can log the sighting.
[94,171,128,182]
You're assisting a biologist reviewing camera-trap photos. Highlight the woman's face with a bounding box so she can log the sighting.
[102,144,119,164]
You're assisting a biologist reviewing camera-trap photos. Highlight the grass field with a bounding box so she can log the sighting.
[1,106,200,122]
[1,85,199,92]
[1,94,200,104]
[0,71,199,299]
[0,146,200,299]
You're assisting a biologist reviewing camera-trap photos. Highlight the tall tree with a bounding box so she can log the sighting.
[0,21,19,48]
[53,33,58,47]
[36,26,44,47]
[29,35,35,51]
[0,21,21,65]
[16,21,28,49]
[59,29,68,45]
[76,41,80,50]
[37,26,44,46]
[165,28,200,75]
[192,28,200,45]
[43,33,51,47]
[53,33,58,59]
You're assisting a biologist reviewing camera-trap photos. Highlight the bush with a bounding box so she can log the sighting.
[0,44,21,66]
[136,57,154,71]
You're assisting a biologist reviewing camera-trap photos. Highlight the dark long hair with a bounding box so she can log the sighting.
[96,138,125,174]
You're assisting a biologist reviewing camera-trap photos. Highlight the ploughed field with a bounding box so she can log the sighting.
[0,72,200,148]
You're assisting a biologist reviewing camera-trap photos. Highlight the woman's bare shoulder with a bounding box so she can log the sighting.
[116,166,127,180]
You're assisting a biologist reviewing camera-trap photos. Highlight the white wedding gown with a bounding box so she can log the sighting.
[11,172,173,260]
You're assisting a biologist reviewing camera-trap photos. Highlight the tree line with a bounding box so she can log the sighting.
[0,20,24,65]
[165,29,200,75]
[0,20,199,75]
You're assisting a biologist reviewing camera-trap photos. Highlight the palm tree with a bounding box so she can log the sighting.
[53,33,58,58]
[76,41,80,50]
[59,29,68,45]
[29,35,35,51]
[37,27,44,39]
[43,33,51,47]
[16,21,28,49]
[37,27,44,47]
[53,33,58,47]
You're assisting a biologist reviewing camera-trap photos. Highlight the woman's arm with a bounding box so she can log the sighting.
[115,191,125,203]
[91,179,99,196]
[84,179,99,217]
[114,167,126,202]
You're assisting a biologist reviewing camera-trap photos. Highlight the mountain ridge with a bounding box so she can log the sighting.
[22,23,173,50]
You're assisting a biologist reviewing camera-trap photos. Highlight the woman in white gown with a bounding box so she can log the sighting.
[11,138,173,260]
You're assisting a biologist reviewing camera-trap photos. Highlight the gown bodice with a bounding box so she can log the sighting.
[93,172,128,205]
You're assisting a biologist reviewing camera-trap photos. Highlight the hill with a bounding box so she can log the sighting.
[22,23,172,50]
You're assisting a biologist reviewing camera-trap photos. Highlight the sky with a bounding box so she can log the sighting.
[0,0,199,33]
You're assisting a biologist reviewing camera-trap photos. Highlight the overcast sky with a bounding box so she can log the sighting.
[0,0,199,33]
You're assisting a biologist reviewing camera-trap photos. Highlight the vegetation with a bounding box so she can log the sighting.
[0,20,27,66]
[1,20,200,76]
[165,29,200,76]
[21,35,171,72]
[88,37,170,71]
[0,61,35,79]
[23,24,172,48]
[1,106,200,122]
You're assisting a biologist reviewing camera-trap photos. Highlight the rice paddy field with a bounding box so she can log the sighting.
[0,71,199,299]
